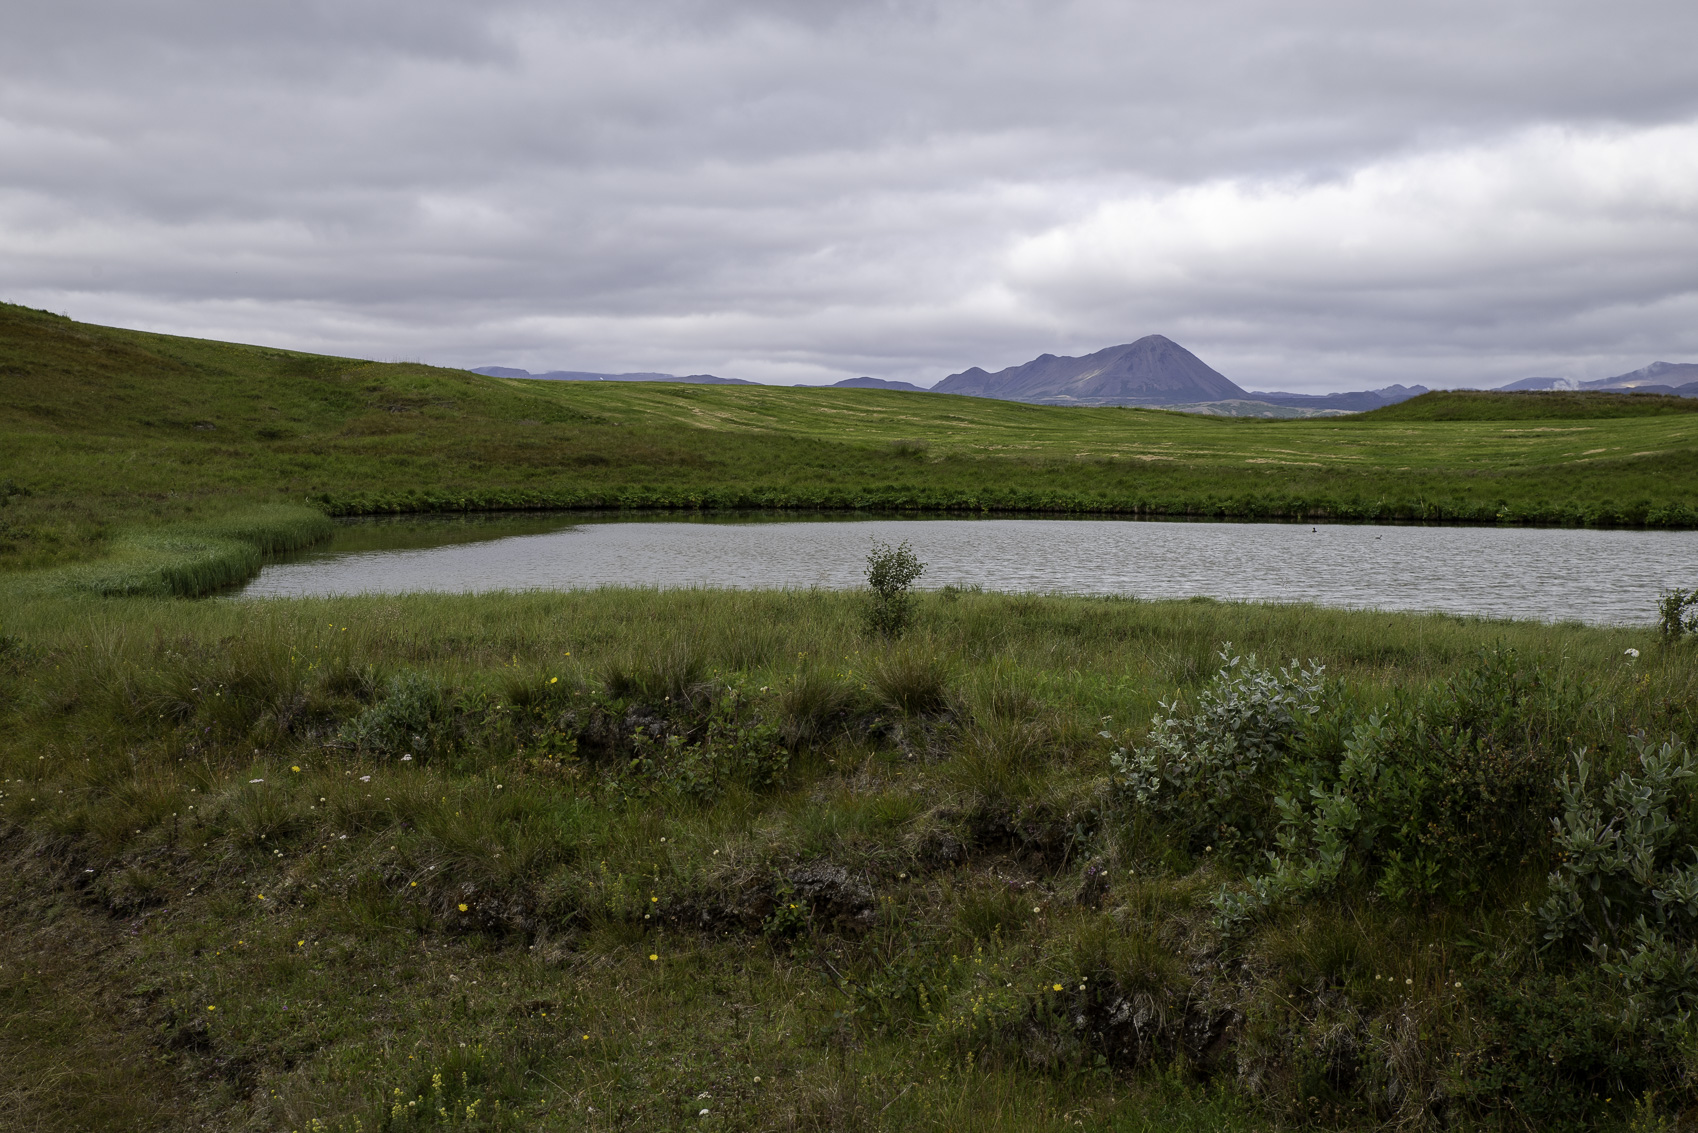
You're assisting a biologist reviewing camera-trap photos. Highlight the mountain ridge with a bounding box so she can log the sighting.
[1496,361,1698,396]
[827,376,929,392]
[474,348,1698,414]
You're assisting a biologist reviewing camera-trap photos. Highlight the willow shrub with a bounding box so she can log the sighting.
[1113,646,1588,922]
[863,538,925,639]
[1540,737,1698,1020]
[1108,645,1325,858]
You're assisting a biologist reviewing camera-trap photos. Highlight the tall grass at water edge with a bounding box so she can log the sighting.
[5,587,1698,1130]
[1,503,333,599]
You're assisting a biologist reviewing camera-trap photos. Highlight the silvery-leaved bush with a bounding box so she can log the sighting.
[1540,736,1698,947]
[1109,645,1324,816]
[1539,735,1698,1016]
[341,669,443,755]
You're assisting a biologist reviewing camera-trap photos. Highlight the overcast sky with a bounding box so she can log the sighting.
[4,0,1697,391]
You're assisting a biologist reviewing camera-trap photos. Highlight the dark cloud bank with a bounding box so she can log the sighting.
[3,0,1697,392]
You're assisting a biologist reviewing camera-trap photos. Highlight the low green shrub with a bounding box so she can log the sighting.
[621,687,787,801]
[1459,970,1666,1131]
[1541,737,1698,1020]
[1226,650,1576,920]
[1659,588,1698,641]
[1109,645,1324,857]
[864,539,925,639]
[342,670,445,757]
[1113,647,1585,923]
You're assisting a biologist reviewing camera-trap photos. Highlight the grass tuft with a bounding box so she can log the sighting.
[866,646,953,717]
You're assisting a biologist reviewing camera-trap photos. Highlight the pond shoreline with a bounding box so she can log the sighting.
[239,512,1698,627]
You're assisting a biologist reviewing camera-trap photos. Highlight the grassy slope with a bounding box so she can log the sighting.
[6,302,1698,584]
[1363,389,1698,421]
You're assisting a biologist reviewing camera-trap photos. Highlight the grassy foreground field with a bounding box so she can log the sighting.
[5,300,1698,592]
[4,587,1698,1132]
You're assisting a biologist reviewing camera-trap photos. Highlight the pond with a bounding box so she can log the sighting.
[235,512,1698,626]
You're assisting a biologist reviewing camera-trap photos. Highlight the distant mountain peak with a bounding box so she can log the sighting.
[932,335,1247,406]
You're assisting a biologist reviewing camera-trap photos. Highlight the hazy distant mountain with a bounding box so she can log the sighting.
[1496,376,1573,391]
[473,366,754,385]
[1583,380,1698,398]
[1243,384,1429,412]
[1598,361,1698,388]
[1494,361,1698,397]
[933,335,1248,406]
[828,376,929,392]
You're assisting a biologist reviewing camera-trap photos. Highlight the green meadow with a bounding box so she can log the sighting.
[6,303,1698,1131]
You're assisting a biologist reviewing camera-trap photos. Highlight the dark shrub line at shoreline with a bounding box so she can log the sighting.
[317,487,1698,530]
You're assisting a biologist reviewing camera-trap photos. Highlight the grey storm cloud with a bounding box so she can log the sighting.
[3,0,1697,390]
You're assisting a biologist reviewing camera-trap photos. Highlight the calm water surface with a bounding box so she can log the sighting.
[237,514,1698,626]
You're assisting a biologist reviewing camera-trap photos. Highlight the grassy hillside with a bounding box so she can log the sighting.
[5,302,1698,588]
[1363,389,1698,421]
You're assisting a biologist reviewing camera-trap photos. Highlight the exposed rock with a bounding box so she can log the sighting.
[785,861,876,930]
